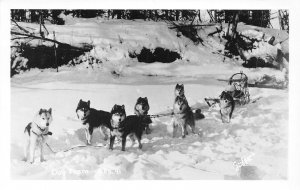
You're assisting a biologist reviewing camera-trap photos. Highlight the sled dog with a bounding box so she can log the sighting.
[134,97,152,134]
[23,108,53,163]
[172,91,196,138]
[76,99,111,145]
[219,91,235,123]
[109,104,144,151]
[174,83,186,99]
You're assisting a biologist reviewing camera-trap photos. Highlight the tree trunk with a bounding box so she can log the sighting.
[175,10,179,21]
[165,10,169,20]
[198,10,202,22]
[231,11,239,40]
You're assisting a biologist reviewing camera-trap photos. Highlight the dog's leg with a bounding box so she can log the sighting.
[88,127,94,145]
[84,124,92,145]
[100,126,109,141]
[84,128,91,145]
[40,143,45,162]
[121,136,127,151]
[109,135,115,150]
[190,113,196,134]
[129,134,135,146]
[227,115,230,123]
[181,123,187,138]
[23,138,29,162]
[136,133,143,150]
[145,124,151,134]
[220,111,225,123]
[28,135,37,163]
[172,119,178,138]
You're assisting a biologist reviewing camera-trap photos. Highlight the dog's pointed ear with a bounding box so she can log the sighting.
[39,108,43,115]
[144,97,148,101]
[77,99,82,107]
[122,105,125,109]
[111,104,117,112]
[176,83,179,87]
[48,108,52,114]
[87,100,90,107]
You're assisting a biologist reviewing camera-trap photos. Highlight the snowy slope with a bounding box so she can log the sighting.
[11,18,288,180]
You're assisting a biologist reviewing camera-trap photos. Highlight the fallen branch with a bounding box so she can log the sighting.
[169,23,217,29]
[208,27,222,36]
[11,31,88,51]
[248,83,287,90]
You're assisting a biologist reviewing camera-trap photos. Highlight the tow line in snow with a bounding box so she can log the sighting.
[148,106,206,119]
[45,143,105,154]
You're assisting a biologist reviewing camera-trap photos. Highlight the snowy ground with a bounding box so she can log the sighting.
[10,18,288,180]
[11,68,288,180]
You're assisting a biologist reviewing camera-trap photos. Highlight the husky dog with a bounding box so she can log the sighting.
[219,91,235,123]
[109,105,144,151]
[134,97,152,134]
[173,84,195,138]
[76,99,111,145]
[174,83,185,99]
[172,96,196,138]
[23,108,53,163]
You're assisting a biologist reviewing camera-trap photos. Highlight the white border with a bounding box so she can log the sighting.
[1,0,299,189]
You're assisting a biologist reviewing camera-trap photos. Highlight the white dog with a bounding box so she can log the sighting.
[23,108,53,163]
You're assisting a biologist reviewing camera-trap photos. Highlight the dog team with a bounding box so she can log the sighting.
[23,83,235,163]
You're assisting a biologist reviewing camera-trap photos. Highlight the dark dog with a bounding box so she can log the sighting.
[219,91,235,123]
[109,104,144,151]
[134,97,152,134]
[76,99,111,145]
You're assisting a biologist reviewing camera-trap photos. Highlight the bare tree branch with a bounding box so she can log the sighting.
[11,19,31,34]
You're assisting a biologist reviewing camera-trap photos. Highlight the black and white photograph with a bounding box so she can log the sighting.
[1,0,299,185]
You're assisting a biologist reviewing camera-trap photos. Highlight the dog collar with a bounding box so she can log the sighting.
[37,124,46,132]
[32,122,49,136]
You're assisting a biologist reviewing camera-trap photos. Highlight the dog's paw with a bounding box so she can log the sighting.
[197,131,204,138]
[40,158,46,162]
[138,144,143,149]
[180,135,186,139]
[121,147,125,151]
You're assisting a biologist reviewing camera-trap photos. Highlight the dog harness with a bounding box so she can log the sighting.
[28,122,52,137]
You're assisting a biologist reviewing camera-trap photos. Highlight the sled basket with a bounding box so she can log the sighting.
[228,71,250,105]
